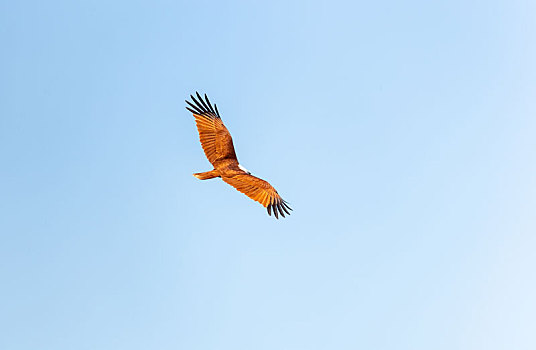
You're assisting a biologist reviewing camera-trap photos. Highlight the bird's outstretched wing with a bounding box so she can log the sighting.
[222,174,292,219]
[186,92,237,165]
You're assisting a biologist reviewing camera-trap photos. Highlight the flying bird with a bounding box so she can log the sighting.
[186,92,292,219]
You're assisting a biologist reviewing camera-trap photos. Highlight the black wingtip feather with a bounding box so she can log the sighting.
[189,94,202,110]
[204,94,215,114]
[186,100,205,115]
[196,92,211,113]
[185,107,198,115]
[190,94,203,113]
[283,200,293,211]
[186,93,220,118]
[277,204,285,218]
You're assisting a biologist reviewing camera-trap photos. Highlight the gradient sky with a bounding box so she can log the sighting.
[1,1,535,349]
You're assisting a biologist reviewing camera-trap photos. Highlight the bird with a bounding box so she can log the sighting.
[186,92,292,219]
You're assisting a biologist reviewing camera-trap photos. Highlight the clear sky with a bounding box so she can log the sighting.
[1,1,535,349]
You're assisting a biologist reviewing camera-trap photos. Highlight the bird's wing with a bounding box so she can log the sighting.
[222,174,292,219]
[186,92,237,165]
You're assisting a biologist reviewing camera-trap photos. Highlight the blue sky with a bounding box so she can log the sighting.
[1,0,535,349]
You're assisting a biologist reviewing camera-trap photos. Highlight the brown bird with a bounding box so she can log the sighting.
[186,92,292,219]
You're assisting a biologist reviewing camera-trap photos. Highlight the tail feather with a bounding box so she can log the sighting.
[193,170,220,180]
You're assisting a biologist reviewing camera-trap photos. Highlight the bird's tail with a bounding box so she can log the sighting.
[193,169,220,180]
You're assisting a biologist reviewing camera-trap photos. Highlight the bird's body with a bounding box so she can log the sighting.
[186,92,291,218]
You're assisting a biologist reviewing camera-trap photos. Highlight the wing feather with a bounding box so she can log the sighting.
[221,174,292,219]
[186,93,237,165]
